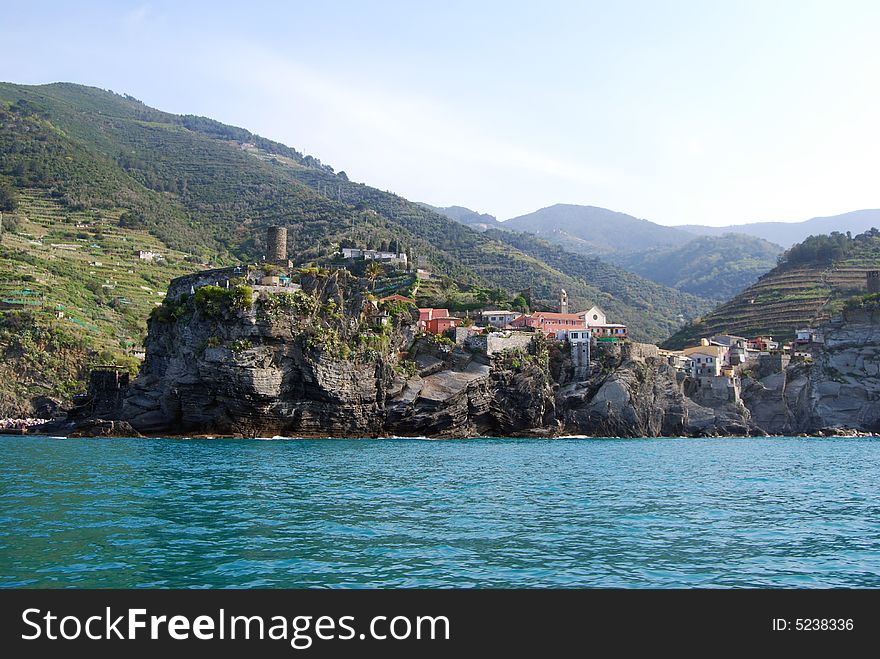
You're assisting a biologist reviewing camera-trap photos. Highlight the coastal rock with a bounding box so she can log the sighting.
[743,309,880,434]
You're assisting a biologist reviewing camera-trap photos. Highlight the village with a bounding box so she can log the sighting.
[4,224,836,435]
[162,227,826,403]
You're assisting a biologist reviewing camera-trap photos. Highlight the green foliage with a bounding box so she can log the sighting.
[616,233,782,301]
[150,295,190,323]
[230,338,253,353]
[780,231,860,266]
[664,228,880,348]
[193,285,252,318]
[844,292,880,311]
[260,290,318,317]
[0,177,18,211]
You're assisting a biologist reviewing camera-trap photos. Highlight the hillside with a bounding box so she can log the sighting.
[420,204,500,231]
[0,82,707,415]
[663,229,880,349]
[484,229,713,339]
[503,204,694,255]
[681,209,880,248]
[616,234,783,302]
[440,201,781,300]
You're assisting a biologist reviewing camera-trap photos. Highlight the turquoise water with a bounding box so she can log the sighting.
[1,435,879,588]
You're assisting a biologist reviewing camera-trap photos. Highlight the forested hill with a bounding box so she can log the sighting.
[484,229,712,340]
[615,233,783,302]
[0,81,721,416]
[663,229,880,349]
[0,81,706,339]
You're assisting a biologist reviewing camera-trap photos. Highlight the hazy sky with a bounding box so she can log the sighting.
[2,1,879,225]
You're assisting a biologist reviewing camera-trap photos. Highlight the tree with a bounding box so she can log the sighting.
[0,179,18,212]
[365,261,383,289]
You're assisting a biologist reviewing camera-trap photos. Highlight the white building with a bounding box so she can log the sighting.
[341,247,407,267]
[480,310,519,328]
[682,345,729,378]
[136,250,162,261]
[578,305,607,327]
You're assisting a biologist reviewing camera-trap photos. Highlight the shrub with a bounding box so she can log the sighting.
[194,285,252,318]
[230,338,252,353]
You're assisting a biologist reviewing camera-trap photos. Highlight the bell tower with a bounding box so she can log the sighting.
[559,288,569,314]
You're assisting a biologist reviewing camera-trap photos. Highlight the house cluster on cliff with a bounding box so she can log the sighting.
[419,290,627,343]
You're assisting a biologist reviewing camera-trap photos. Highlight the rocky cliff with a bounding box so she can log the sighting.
[742,309,880,434]
[119,274,558,438]
[80,276,879,439]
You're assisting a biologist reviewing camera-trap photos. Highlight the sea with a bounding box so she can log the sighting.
[1,435,879,588]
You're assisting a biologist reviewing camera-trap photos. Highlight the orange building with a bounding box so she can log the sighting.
[426,316,460,335]
[419,308,459,334]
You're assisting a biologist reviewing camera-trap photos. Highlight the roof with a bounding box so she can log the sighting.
[591,323,627,328]
[682,345,728,357]
[380,294,415,303]
[418,308,450,321]
[480,310,516,315]
[530,312,584,322]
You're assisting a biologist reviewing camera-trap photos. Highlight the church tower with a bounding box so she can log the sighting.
[559,288,569,314]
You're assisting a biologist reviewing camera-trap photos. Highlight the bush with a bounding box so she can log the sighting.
[194,285,252,318]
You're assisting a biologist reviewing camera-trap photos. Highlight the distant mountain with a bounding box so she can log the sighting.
[503,204,694,255]
[663,229,880,349]
[681,210,880,248]
[420,204,500,231]
[616,234,784,302]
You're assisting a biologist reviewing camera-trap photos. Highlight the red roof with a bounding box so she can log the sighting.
[418,308,450,322]
[380,294,415,304]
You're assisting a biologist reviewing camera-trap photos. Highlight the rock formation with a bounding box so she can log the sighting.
[743,308,880,434]
[67,272,879,439]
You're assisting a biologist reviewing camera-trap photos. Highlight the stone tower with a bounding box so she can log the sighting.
[559,288,569,314]
[868,270,880,294]
[266,226,288,264]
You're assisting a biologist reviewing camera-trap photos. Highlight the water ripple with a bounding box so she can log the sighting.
[1,435,879,587]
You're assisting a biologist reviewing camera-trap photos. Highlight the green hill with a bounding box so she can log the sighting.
[616,234,783,302]
[503,203,694,255]
[0,81,708,415]
[663,229,880,349]
[484,229,713,339]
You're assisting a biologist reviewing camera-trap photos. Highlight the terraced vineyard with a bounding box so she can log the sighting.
[0,189,205,414]
[1,189,198,349]
[663,231,880,349]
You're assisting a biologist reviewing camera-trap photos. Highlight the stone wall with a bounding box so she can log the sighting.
[622,342,660,363]
[167,266,248,300]
[465,331,535,356]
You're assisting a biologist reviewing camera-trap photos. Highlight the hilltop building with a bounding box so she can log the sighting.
[559,289,569,315]
[266,225,289,266]
[341,247,408,268]
[135,250,162,261]
[682,344,729,378]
